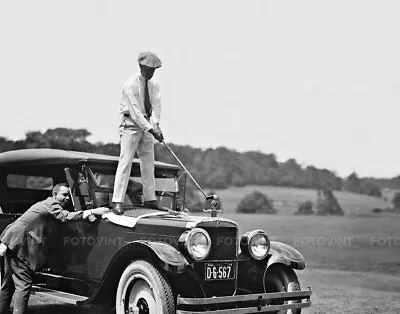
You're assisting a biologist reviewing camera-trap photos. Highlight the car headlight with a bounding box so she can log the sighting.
[240,230,270,260]
[179,228,211,261]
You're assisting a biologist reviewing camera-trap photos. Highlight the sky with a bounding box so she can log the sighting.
[0,0,399,178]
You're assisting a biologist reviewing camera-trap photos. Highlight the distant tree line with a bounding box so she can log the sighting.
[0,128,396,197]
[237,188,345,216]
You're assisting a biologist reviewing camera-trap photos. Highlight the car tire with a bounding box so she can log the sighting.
[0,256,4,287]
[263,264,302,314]
[0,257,2,287]
[115,260,175,314]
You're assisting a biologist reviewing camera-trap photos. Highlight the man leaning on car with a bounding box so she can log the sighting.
[0,183,109,314]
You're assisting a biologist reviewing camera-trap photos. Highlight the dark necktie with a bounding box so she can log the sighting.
[144,80,152,118]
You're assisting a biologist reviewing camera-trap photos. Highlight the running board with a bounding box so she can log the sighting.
[32,285,88,304]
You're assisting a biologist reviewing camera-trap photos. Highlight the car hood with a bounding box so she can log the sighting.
[102,210,238,230]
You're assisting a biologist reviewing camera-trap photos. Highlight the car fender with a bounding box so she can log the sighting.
[266,241,305,270]
[237,242,305,294]
[137,240,190,273]
[80,240,189,306]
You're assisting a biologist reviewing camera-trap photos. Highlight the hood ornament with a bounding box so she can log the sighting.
[203,194,223,218]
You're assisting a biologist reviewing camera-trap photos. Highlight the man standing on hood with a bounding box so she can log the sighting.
[112,51,164,215]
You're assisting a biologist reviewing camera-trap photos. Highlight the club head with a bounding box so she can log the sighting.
[206,194,218,201]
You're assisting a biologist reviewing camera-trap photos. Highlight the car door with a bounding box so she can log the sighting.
[45,167,92,277]
[77,165,121,281]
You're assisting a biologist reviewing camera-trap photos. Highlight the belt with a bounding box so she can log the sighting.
[124,113,150,120]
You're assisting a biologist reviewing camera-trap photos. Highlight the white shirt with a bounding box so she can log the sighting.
[120,72,161,132]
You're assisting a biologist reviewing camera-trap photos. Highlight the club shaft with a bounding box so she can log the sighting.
[162,142,208,198]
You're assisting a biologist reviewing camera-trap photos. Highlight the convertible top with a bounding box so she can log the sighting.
[0,148,180,171]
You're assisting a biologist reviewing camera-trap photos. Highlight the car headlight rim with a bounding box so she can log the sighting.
[181,228,211,261]
[241,229,270,261]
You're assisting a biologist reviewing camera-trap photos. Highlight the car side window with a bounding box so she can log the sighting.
[7,174,53,190]
[1,174,53,214]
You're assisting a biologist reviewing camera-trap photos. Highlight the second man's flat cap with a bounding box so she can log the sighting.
[138,51,162,68]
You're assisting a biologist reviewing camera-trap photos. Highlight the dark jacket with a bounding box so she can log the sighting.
[0,197,84,271]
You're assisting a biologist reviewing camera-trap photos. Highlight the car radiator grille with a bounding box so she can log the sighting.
[204,226,237,260]
[193,225,238,297]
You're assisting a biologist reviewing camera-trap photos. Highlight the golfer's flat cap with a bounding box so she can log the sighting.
[138,51,162,68]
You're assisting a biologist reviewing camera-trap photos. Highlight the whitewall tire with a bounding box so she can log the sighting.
[115,260,175,314]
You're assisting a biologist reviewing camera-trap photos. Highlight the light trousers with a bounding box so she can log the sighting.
[112,128,156,203]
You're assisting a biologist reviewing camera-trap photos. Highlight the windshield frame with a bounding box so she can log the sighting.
[86,164,179,210]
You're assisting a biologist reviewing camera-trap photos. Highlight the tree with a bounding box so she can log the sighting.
[25,128,93,151]
[236,191,276,214]
[25,131,50,148]
[244,151,278,170]
[6,127,399,195]
[0,136,24,152]
[343,172,362,194]
[315,188,344,216]
[316,169,343,191]
[278,158,303,187]
[231,172,246,187]
[392,192,400,211]
[360,180,382,197]
[266,168,279,185]
[203,167,228,189]
[304,166,320,188]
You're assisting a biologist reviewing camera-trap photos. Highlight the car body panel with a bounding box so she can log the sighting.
[84,211,238,280]
[267,241,306,270]
[85,214,188,281]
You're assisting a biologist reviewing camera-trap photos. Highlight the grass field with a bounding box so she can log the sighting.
[298,269,400,313]
[222,213,400,275]
[215,185,391,216]
[214,185,400,275]
[217,185,400,312]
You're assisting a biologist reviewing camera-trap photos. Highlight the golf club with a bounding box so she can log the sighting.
[162,141,217,201]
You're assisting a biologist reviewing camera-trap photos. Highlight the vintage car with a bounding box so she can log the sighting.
[0,148,312,313]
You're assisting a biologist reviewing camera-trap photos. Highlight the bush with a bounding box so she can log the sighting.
[392,192,400,211]
[236,191,276,214]
[315,188,344,216]
[295,200,314,215]
[372,207,400,214]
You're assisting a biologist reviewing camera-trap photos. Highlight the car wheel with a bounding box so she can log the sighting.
[0,257,2,287]
[0,256,4,287]
[264,264,302,314]
[115,260,175,314]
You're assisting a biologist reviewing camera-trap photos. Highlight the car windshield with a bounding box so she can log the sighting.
[90,167,178,209]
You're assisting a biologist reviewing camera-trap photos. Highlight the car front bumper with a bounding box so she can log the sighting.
[176,288,312,313]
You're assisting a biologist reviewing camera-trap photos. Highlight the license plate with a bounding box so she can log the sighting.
[205,262,235,281]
